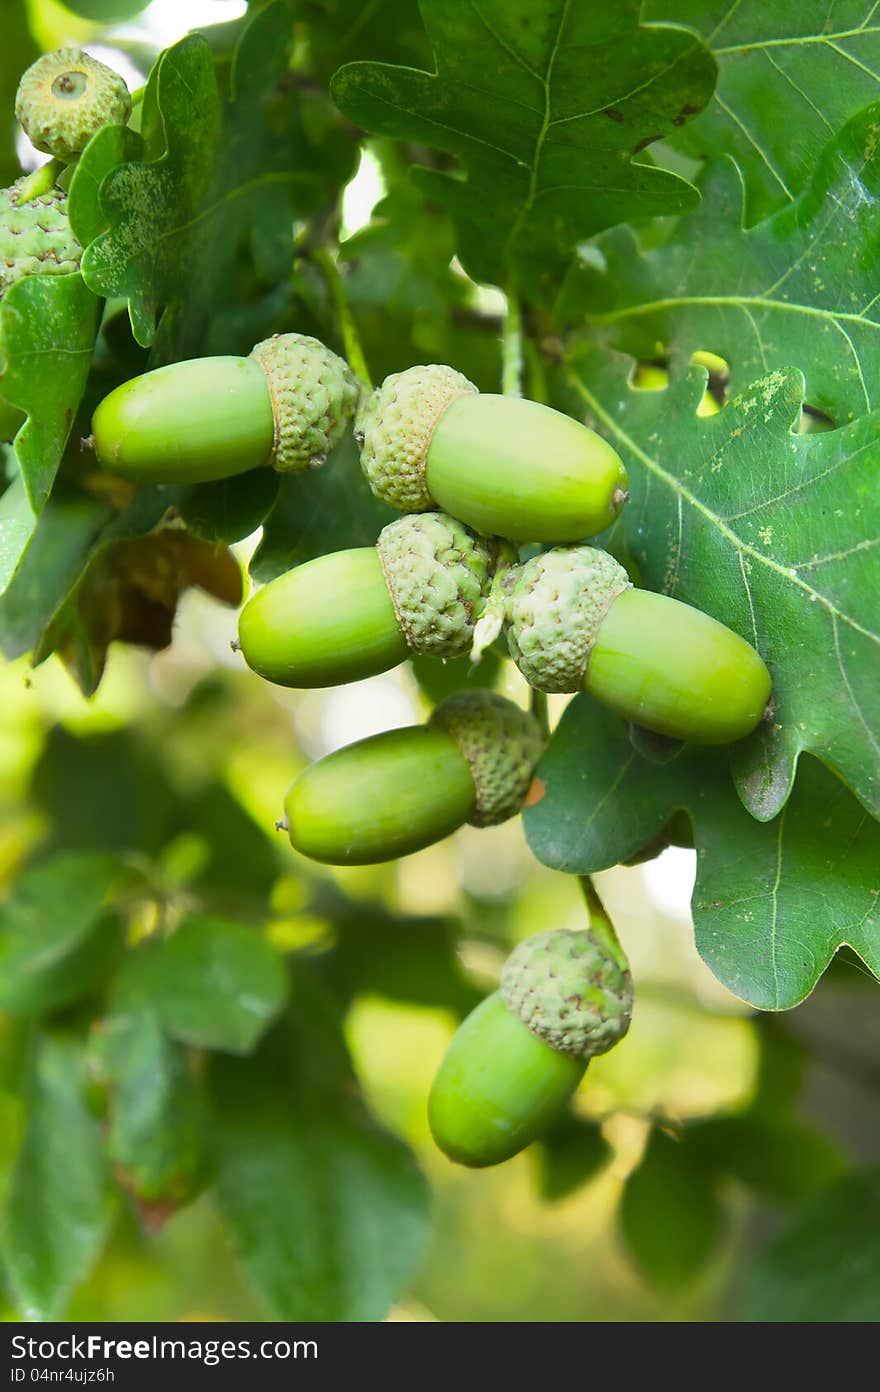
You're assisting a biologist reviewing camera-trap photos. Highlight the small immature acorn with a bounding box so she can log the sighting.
[283,690,543,864]
[90,333,362,484]
[0,178,81,300]
[429,915,633,1168]
[0,177,82,441]
[357,364,629,542]
[15,48,132,162]
[238,512,496,688]
[503,547,772,745]
[500,923,633,1059]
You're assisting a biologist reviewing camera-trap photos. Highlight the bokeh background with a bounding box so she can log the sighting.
[1,0,878,1323]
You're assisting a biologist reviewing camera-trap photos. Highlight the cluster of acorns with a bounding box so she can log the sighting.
[90,338,771,1164]
[5,48,773,1168]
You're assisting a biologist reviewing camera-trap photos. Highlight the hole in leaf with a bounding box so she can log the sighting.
[631,360,669,392]
[631,351,727,417]
[690,349,729,414]
[799,403,835,435]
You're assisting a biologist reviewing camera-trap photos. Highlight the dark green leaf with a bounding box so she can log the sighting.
[68,125,145,250]
[125,914,287,1055]
[332,0,715,297]
[210,1012,430,1320]
[687,1114,843,1202]
[305,0,430,80]
[341,173,494,384]
[535,1113,613,1203]
[0,483,172,663]
[557,350,880,824]
[179,469,279,545]
[525,697,880,1009]
[336,151,504,389]
[91,1007,206,1206]
[571,104,880,426]
[183,784,281,902]
[744,1168,880,1321]
[0,853,126,1015]
[408,647,502,706]
[0,273,100,520]
[620,1128,723,1290]
[645,0,880,223]
[82,5,356,358]
[41,529,243,696]
[250,432,393,580]
[0,477,36,595]
[3,1035,115,1319]
[326,905,481,1016]
[32,726,181,860]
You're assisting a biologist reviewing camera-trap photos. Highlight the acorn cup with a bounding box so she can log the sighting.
[429,913,633,1168]
[499,547,772,745]
[0,175,84,441]
[238,512,497,689]
[357,364,629,542]
[282,691,544,865]
[90,333,362,484]
[0,177,82,302]
[15,48,131,162]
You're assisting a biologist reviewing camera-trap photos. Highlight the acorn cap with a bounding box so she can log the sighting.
[500,926,633,1059]
[0,177,82,299]
[504,546,631,693]
[15,48,132,162]
[430,690,543,827]
[249,333,362,473]
[377,512,495,658]
[357,363,477,512]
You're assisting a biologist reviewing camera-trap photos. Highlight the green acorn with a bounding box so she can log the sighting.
[357,364,629,542]
[429,915,633,1168]
[283,690,543,865]
[90,334,362,484]
[0,177,81,300]
[15,48,132,162]
[238,512,496,688]
[502,547,772,745]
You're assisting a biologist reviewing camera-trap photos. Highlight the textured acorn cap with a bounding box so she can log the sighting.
[377,512,495,658]
[0,178,82,299]
[249,333,361,473]
[357,363,477,512]
[500,926,633,1059]
[430,690,543,828]
[504,546,631,693]
[15,48,132,162]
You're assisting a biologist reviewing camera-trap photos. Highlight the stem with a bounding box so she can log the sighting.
[579,875,603,923]
[501,287,524,397]
[530,688,550,741]
[578,876,625,950]
[16,158,65,205]
[314,247,372,389]
[524,337,549,404]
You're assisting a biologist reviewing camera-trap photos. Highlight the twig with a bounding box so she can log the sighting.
[530,688,550,741]
[313,247,372,389]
